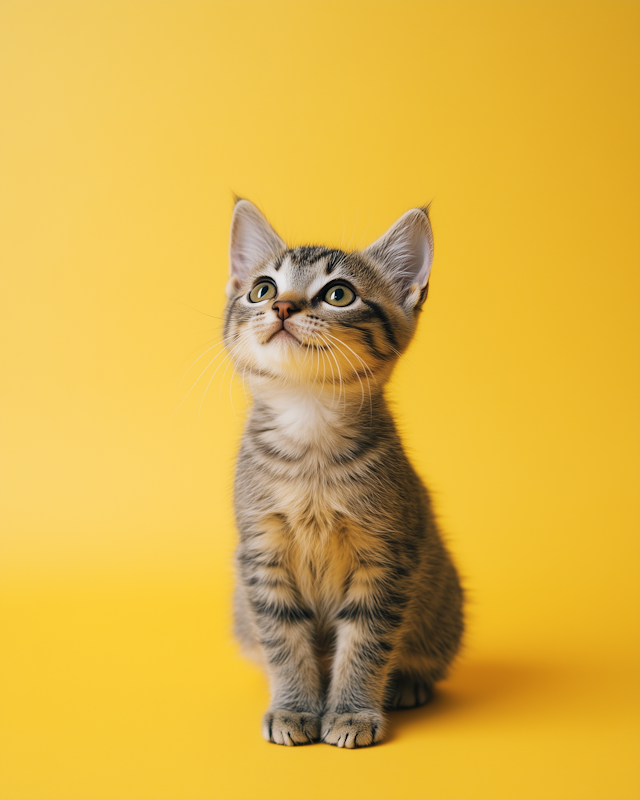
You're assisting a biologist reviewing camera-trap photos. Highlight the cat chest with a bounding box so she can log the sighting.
[269,470,345,531]
[290,530,352,618]
[254,480,364,617]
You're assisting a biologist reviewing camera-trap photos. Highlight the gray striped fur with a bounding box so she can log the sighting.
[225,200,464,748]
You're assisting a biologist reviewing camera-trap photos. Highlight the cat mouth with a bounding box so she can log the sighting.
[268,328,300,344]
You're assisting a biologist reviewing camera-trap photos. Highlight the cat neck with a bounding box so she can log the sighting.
[248,378,388,455]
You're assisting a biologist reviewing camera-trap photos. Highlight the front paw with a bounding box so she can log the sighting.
[321,710,385,748]
[262,709,320,746]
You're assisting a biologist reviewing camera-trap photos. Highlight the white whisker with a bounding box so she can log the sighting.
[324,332,374,424]
[355,215,372,251]
[170,344,234,419]
[317,333,344,411]
[197,350,232,425]
[178,332,242,387]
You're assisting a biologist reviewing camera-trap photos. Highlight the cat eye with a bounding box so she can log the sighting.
[249,280,277,303]
[323,284,355,307]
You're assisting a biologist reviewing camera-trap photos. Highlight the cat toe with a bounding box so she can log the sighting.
[321,710,385,748]
[262,709,320,746]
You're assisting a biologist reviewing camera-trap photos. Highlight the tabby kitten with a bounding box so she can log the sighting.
[224,200,463,748]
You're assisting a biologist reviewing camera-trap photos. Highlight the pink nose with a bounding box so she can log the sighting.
[272,300,299,320]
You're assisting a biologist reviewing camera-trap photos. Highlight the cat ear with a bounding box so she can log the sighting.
[363,207,434,309]
[228,199,286,296]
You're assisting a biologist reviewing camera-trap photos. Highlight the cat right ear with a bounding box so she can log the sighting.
[363,207,434,310]
[228,199,286,298]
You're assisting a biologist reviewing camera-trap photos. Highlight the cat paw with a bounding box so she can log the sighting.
[262,709,320,746]
[321,710,385,748]
[385,676,433,709]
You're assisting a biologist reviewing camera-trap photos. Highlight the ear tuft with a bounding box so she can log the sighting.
[363,207,434,308]
[229,200,286,282]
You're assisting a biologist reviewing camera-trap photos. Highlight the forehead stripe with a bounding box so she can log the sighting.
[325,251,346,274]
[284,246,346,269]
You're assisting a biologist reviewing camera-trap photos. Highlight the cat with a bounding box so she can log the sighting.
[223,199,464,748]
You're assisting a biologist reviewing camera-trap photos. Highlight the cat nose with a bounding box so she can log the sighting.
[272,300,299,320]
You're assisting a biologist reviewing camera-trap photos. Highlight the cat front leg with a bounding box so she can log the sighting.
[256,607,323,745]
[237,529,324,745]
[322,581,406,748]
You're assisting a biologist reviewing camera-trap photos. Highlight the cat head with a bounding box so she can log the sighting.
[223,199,433,394]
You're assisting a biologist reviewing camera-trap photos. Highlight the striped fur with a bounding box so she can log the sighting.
[225,200,464,748]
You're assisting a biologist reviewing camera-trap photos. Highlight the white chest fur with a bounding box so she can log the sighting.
[262,390,354,524]
[259,386,353,453]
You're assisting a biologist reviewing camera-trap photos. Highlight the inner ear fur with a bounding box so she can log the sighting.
[363,207,434,307]
[229,199,286,283]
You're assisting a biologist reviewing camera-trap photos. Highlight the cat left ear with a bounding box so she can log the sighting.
[363,207,434,310]
[228,199,286,297]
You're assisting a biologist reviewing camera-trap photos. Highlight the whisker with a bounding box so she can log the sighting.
[313,333,323,387]
[223,335,256,422]
[174,300,223,320]
[170,345,234,419]
[178,332,243,387]
[240,353,251,406]
[228,355,240,424]
[179,341,225,387]
[320,333,338,407]
[324,332,374,424]
[325,334,365,415]
[317,332,344,411]
[320,334,327,391]
[195,328,253,425]
[223,336,254,423]
[197,351,232,426]
[324,332,375,382]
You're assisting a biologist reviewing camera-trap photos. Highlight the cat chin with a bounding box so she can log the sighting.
[250,349,332,386]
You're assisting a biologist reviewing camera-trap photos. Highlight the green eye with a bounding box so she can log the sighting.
[324,284,355,307]
[249,281,276,303]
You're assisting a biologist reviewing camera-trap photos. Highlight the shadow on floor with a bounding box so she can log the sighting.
[385,656,571,742]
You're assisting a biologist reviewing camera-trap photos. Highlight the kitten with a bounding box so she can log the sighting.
[224,200,464,748]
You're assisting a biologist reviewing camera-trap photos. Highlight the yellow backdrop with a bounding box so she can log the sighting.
[1,2,638,798]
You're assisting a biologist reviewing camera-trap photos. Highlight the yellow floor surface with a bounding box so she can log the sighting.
[2,577,639,799]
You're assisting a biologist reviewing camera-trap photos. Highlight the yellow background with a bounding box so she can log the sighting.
[1,2,639,798]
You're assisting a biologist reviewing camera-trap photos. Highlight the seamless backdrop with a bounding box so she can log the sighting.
[1,2,639,799]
